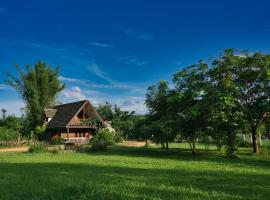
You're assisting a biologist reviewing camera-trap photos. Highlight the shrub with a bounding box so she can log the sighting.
[28,143,45,153]
[114,131,124,143]
[0,127,20,142]
[51,135,64,145]
[237,138,252,147]
[91,128,115,150]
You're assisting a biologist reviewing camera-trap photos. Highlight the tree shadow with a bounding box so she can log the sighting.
[86,145,270,170]
[0,162,269,200]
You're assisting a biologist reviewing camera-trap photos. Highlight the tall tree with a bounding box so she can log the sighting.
[145,80,174,150]
[171,61,209,154]
[1,109,7,120]
[211,49,270,154]
[6,61,65,132]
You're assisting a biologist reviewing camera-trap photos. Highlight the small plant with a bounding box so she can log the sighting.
[114,130,124,143]
[28,143,45,153]
[51,135,64,145]
[91,128,115,150]
[50,149,59,154]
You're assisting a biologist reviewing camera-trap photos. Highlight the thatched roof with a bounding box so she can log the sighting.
[47,100,88,129]
[44,109,57,118]
[46,100,115,132]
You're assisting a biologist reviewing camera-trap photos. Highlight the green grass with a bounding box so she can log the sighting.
[0,144,269,200]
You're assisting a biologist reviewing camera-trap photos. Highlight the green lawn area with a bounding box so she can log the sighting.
[0,144,269,200]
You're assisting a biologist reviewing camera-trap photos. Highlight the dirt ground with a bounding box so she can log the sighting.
[0,146,29,153]
[119,140,151,147]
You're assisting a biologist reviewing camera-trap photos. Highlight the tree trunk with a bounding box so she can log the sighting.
[251,125,259,155]
[145,139,149,146]
[161,142,165,149]
[165,140,169,150]
[216,138,222,151]
[189,140,196,155]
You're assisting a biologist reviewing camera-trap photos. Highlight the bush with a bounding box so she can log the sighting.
[91,128,115,150]
[51,135,64,145]
[0,127,20,141]
[28,143,45,153]
[237,138,252,147]
[114,131,124,143]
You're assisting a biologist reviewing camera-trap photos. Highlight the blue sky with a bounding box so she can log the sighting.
[1,0,270,115]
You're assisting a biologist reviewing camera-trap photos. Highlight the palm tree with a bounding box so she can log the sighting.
[1,109,7,120]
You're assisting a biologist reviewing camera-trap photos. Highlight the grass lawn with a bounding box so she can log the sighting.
[0,143,269,200]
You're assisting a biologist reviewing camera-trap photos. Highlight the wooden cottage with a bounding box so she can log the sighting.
[44,100,113,144]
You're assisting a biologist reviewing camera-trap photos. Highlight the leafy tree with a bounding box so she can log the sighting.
[145,80,174,150]
[97,103,135,138]
[171,61,209,154]
[210,49,270,154]
[6,61,65,133]
[0,115,23,132]
[131,115,151,144]
[97,102,114,121]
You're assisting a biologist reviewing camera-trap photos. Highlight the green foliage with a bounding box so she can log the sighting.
[28,143,45,153]
[114,130,124,143]
[0,115,23,131]
[34,124,47,140]
[51,135,64,145]
[6,61,65,132]
[97,102,135,138]
[0,127,20,141]
[91,128,115,150]
[82,118,101,129]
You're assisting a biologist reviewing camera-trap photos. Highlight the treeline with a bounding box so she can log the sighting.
[98,49,270,157]
[3,49,270,157]
[0,109,23,143]
[141,49,270,157]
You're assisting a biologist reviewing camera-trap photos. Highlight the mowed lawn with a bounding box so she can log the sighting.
[0,144,269,200]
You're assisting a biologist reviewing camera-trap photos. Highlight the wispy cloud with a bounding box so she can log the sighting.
[115,26,154,41]
[118,55,149,66]
[0,84,12,91]
[88,63,114,83]
[89,42,112,48]
[59,75,145,93]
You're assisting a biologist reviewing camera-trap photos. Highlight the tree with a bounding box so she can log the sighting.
[6,61,65,133]
[145,80,174,150]
[171,61,209,154]
[1,109,7,120]
[97,102,135,138]
[210,49,270,154]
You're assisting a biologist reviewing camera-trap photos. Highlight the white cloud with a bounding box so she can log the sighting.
[62,86,86,101]
[0,84,12,90]
[89,42,112,48]
[88,63,114,83]
[60,75,146,93]
[119,55,149,66]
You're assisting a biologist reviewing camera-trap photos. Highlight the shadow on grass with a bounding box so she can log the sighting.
[0,161,269,200]
[87,145,270,170]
